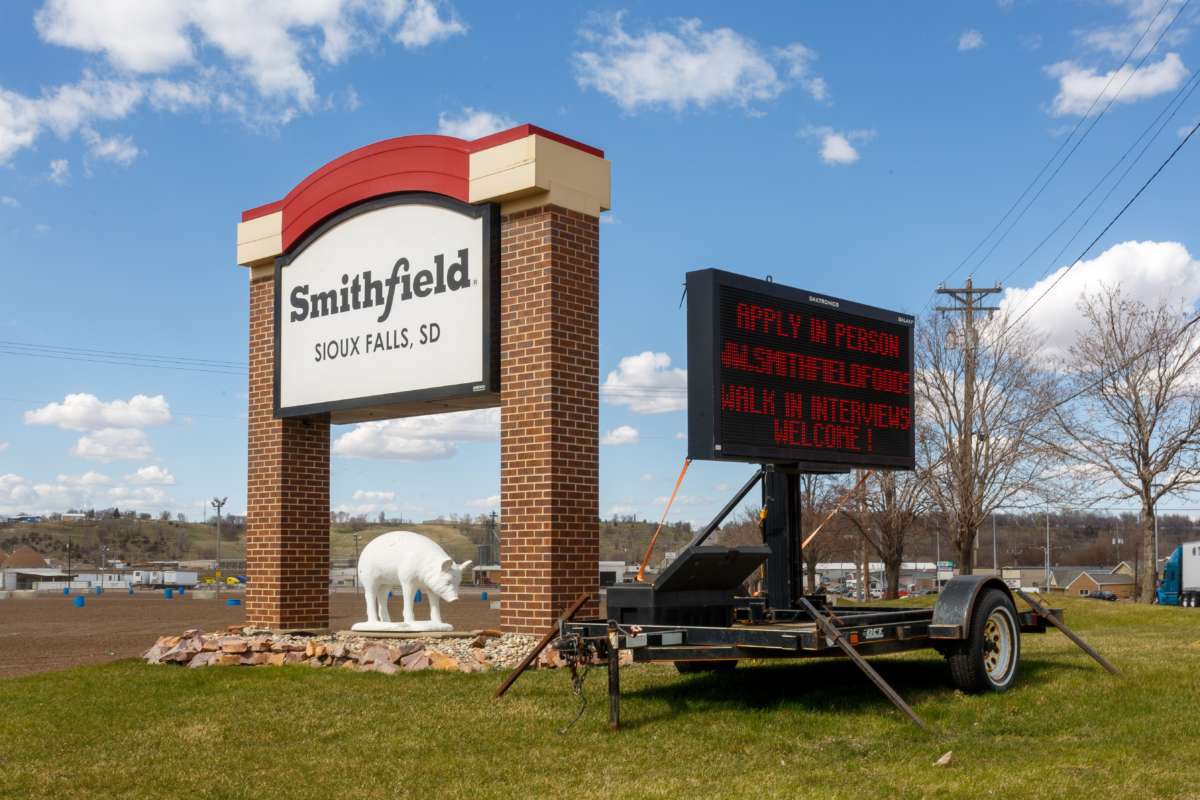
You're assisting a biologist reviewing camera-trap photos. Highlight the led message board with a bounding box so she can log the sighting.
[687,269,915,469]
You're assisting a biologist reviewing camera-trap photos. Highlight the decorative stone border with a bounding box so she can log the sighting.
[143,626,548,674]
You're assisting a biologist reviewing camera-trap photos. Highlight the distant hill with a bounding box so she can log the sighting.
[0,516,697,571]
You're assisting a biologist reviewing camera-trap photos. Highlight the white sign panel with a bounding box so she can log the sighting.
[275,195,496,418]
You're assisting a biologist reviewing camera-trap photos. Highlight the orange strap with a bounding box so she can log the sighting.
[636,457,692,582]
[800,469,874,550]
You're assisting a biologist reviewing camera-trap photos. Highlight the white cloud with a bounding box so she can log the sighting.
[601,351,687,413]
[801,125,876,165]
[126,465,175,485]
[607,504,639,517]
[574,14,826,111]
[58,471,113,488]
[1080,0,1191,58]
[640,473,655,482]
[466,494,500,509]
[675,431,687,440]
[1045,53,1189,116]
[352,489,395,503]
[776,42,828,101]
[601,425,640,446]
[32,223,52,235]
[0,196,19,208]
[1001,240,1200,359]
[958,29,985,51]
[81,127,139,165]
[105,484,170,507]
[25,393,171,431]
[436,107,515,139]
[1020,33,1044,52]
[393,0,467,47]
[1,1,467,163]
[147,78,213,112]
[71,428,153,462]
[333,406,498,460]
[48,158,70,184]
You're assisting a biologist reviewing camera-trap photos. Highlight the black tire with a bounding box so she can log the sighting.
[946,588,1020,693]
[675,660,738,673]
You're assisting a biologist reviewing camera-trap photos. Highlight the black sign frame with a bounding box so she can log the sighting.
[686,269,915,470]
[273,192,500,421]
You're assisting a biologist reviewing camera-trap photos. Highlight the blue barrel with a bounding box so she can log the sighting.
[73,596,85,608]
[226,598,241,606]
[94,586,102,596]
[177,587,184,595]
[415,590,422,603]
[164,588,174,599]
[63,586,70,596]
[481,590,488,601]
[128,587,134,595]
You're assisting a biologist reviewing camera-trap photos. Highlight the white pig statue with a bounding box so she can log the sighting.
[351,531,473,632]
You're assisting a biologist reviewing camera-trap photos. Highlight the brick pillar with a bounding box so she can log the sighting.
[246,274,330,631]
[500,205,600,634]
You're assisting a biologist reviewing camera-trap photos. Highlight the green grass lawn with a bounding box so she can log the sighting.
[1,597,1198,799]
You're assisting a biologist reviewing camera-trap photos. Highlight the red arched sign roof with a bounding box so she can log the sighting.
[242,124,603,253]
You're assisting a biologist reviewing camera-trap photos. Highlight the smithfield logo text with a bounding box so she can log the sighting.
[289,248,471,324]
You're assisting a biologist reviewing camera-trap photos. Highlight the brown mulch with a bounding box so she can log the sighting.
[0,590,500,678]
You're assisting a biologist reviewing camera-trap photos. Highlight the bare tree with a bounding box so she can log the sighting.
[1054,286,1200,601]
[797,474,843,593]
[842,470,929,597]
[916,311,1064,574]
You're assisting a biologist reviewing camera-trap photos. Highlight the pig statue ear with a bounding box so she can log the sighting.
[458,560,473,571]
[441,558,453,573]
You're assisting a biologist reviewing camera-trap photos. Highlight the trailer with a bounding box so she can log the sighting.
[502,272,1118,731]
[546,467,1117,732]
[1156,541,1200,607]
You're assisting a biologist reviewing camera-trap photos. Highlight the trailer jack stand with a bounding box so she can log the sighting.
[798,598,931,733]
[1015,589,1120,675]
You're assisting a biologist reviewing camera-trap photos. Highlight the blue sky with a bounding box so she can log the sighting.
[1,0,1198,524]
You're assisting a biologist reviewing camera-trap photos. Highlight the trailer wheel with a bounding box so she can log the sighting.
[946,588,1020,693]
[675,660,738,673]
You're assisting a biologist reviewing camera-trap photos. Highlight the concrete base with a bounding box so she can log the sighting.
[350,620,453,633]
[337,629,479,639]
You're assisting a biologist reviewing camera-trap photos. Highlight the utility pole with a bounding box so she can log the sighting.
[992,512,998,574]
[936,277,1001,574]
[1152,482,1164,585]
[211,497,227,597]
[1044,511,1051,591]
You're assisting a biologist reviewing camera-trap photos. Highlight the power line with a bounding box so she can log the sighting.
[0,340,244,368]
[923,0,1176,305]
[998,66,1200,291]
[998,116,1200,339]
[972,0,1189,280]
[0,346,246,376]
[995,0,1196,288]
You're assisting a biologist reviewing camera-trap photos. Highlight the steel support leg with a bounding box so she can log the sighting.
[799,598,930,732]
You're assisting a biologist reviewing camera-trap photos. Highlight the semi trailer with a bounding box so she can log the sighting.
[1156,541,1200,607]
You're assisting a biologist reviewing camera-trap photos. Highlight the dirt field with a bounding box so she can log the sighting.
[0,589,500,678]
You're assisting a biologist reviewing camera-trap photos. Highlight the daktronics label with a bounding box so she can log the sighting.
[687,270,915,469]
[274,194,498,420]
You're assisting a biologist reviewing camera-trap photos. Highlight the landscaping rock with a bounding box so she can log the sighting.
[143,628,562,676]
[401,651,431,671]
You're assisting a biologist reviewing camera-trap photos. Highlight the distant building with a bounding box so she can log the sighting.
[1065,571,1135,598]
[2,567,71,591]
